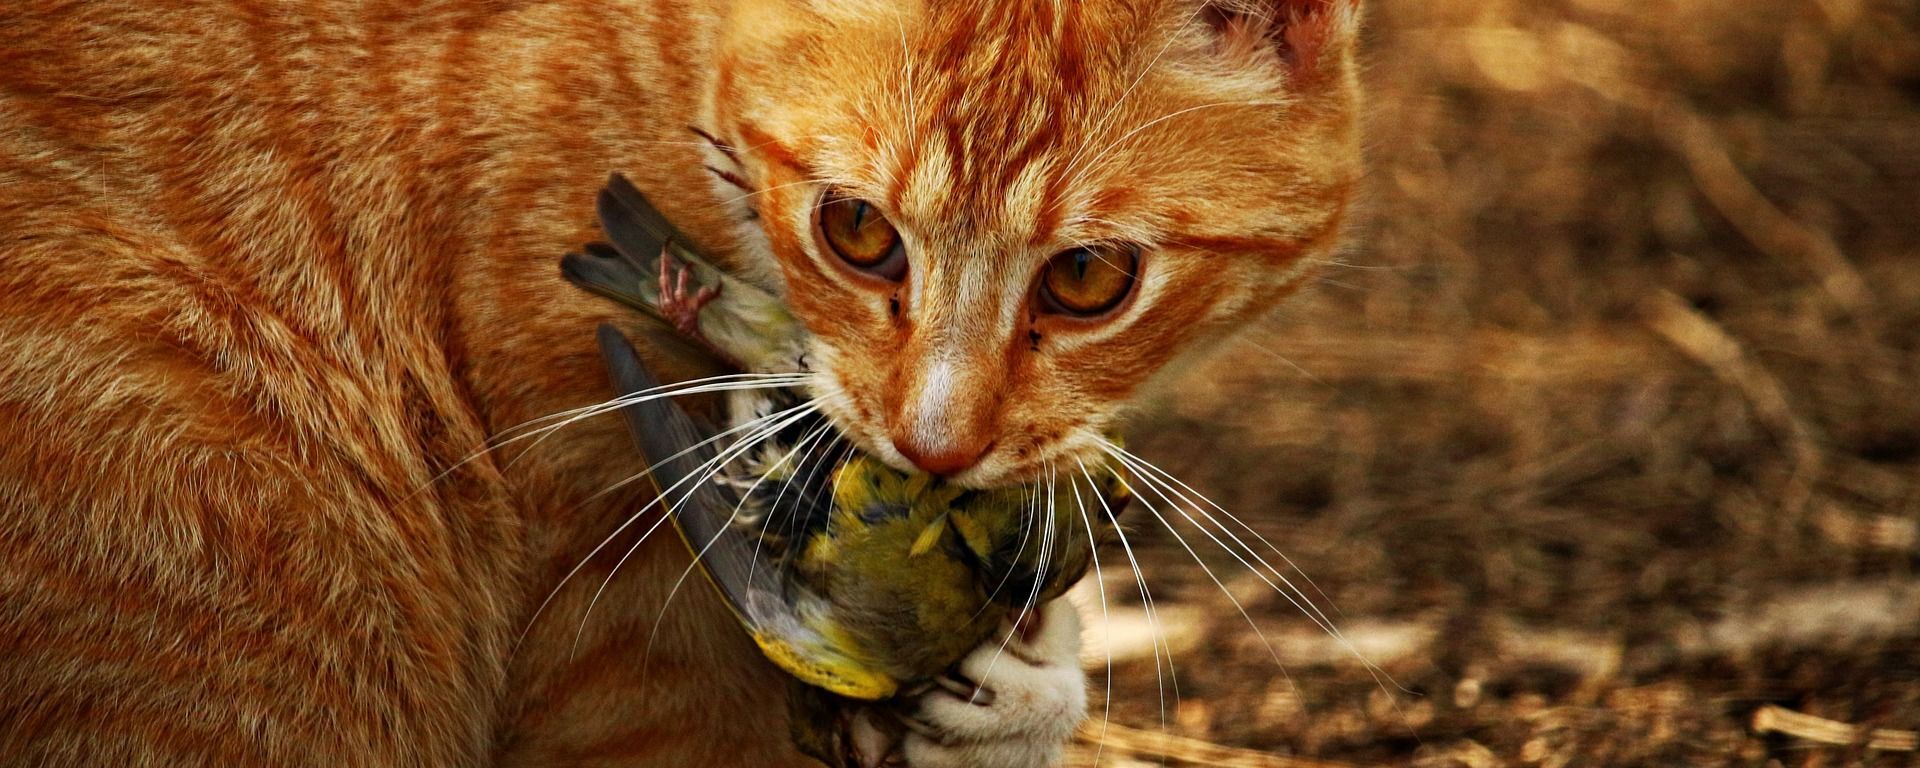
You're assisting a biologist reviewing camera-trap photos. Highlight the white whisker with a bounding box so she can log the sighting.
[499,373,806,440]
[572,400,822,658]
[514,397,816,651]
[1053,2,1218,205]
[416,373,807,499]
[970,467,1053,705]
[745,421,837,590]
[1096,438,1412,703]
[719,178,825,209]
[1090,445,1301,721]
[497,376,810,473]
[1067,462,1115,766]
[1076,456,1179,734]
[1235,337,1332,389]
[783,425,847,554]
[1072,99,1291,188]
[642,412,831,667]
[975,479,1041,611]
[1105,441,1355,640]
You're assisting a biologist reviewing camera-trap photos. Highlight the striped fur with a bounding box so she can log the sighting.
[0,0,1361,765]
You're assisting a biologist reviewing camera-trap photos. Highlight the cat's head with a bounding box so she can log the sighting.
[705,0,1363,488]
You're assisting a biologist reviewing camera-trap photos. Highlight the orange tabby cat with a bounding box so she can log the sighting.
[0,0,1362,765]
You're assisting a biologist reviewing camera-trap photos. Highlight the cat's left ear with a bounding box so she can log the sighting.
[1202,0,1362,88]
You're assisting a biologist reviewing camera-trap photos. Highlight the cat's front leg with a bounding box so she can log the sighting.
[890,598,1087,768]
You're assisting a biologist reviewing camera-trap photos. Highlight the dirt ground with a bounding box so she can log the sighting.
[1065,2,1920,766]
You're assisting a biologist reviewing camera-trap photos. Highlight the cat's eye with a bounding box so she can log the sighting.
[1038,245,1138,317]
[819,193,907,281]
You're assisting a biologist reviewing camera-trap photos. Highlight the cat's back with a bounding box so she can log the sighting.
[1,0,502,366]
[1,4,504,763]
[0,0,521,547]
[0,0,723,490]
[1,0,732,371]
[0,1,732,763]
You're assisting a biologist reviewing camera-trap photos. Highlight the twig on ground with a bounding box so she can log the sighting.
[1659,105,1874,316]
[1751,705,1918,752]
[1074,721,1374,768]
[1645,290,1824,519]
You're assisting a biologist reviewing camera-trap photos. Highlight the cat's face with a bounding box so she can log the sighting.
[706,0,1362,488]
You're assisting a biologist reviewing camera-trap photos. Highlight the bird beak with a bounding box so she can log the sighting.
[596,324,899,701]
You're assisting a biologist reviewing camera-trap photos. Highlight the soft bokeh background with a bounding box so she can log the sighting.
[1068,1,1920,765]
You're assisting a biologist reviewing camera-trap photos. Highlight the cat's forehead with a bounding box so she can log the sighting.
[865,0,1156,246]
[758,0,1339,254]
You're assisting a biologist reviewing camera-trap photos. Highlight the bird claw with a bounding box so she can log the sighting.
[653,246,744,369]
[656,245,723,339]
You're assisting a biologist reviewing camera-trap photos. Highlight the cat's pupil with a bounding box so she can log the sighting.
[1073,250,1091,279]
[852,201,867,230]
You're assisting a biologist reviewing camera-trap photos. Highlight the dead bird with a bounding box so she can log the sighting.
[566,173,1130,765]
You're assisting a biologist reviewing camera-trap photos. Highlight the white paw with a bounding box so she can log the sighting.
[892,598,1087,768]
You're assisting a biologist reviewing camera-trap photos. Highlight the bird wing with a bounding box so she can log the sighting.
[561,243,729,377]
[560,171,697,326]
[596,324,897,701]
[561,242,668,323]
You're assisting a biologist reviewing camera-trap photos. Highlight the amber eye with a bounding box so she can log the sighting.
[1039,245,1138,317]
[819,193,906,281]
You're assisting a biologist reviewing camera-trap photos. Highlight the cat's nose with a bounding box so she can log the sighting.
[885,355,997,477]
[891,434,991,477]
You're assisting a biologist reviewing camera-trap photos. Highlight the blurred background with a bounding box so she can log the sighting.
[1067,1,1920,765]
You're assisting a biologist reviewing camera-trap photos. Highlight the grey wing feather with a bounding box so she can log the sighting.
[598,173,679,257]
[596,324,822,646]
[597,173,725,281]
[588,174,810,373]
[563,173,701,321]
[560,245,663,321]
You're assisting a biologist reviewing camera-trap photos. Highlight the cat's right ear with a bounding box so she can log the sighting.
[1201,0,1362,88]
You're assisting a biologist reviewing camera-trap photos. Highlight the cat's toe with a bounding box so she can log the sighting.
[895,598,1087,767]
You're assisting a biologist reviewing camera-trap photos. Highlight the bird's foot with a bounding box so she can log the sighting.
[869,598,1087,767]
[654,246,745,369]
[657,245,722,338]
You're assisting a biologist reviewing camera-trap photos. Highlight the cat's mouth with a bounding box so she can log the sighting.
[805,374,1094,492]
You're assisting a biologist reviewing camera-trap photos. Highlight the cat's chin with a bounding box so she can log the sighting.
[855,432,1018,491]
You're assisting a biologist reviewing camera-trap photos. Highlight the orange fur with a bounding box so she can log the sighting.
[0,0,1361,765]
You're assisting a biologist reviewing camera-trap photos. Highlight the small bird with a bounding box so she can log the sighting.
[597,326,1125,766]
[569,173,1130,766]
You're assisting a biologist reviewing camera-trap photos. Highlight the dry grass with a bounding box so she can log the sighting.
[1067,1,1920,765]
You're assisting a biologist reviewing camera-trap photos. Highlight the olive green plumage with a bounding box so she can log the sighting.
[788,452,1121,686]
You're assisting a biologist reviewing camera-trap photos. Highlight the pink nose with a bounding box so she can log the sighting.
[890,436,990,477]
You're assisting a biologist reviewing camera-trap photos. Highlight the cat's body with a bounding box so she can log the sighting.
[0,0,1361,765]
[0,2,786,764]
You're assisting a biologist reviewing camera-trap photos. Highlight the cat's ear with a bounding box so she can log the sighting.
[1201,0,1361,86]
